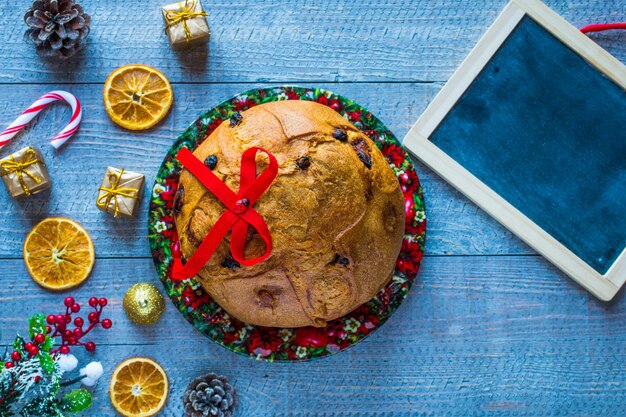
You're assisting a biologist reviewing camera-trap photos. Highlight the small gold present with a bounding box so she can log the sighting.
[162,0,210,51]
[0,147,51,198]
[96,167,145,218]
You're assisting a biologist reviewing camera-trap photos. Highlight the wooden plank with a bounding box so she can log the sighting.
[61,339,626,416]
[0,82,531,258]
[0,0,623,83]
[0,256,624,415]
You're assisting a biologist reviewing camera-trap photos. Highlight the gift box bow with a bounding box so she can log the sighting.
[0,148,43,196]
[171,146,278,280]
[97,168,141,218]
[164,0,208,43]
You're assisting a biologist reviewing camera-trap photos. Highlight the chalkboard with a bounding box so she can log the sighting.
[430,15,626,274]
[404,0,626,300]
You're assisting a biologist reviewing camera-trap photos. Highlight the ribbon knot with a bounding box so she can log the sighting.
[165,0,208,43]
[171,146,278,280]
[96,169,139,218]
[0,149,42,196]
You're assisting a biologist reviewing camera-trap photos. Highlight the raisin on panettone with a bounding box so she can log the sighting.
[24,0,91,59]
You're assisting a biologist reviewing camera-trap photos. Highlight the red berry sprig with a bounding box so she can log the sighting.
[48,296,112,355]
[47,297,112,355]
[3,296,112,370]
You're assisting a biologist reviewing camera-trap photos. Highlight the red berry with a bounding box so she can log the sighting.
[65,315,71,324]
[34,375,41,383]
[85,342,96,352]
[64,297,75,307]
[56,315,66,325]
[88,297,98,307]
[34,334,45,344]
[24,342,34,351]
[29,346,39,356]
[73,328,82,337]
[98,298,108,307]
[63,330,73,339]
[71,304,80,313]
[11,351,21,362]
[101,319,112,329]
[74,317,84,327]
[5,362,13,369]
[60,346,70,354]
[88,312,98,322]
[46,315,56,325]
[46,325,52,334]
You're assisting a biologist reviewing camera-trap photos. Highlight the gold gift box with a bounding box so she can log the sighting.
[0,147,51,199]
[96,167,145,218]
[162,0,210,51]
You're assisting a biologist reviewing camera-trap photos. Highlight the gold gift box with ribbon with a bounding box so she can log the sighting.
[96,167,145,218]
[0,147,51,199]
[162,0,210,50]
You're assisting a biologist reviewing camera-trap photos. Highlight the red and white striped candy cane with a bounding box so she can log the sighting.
[0,90,82,151]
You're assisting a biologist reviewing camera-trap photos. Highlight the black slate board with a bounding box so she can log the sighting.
[429,16,626,274]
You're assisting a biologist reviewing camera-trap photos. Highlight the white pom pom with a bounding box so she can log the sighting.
[80,361,104,383]
[57,354,78,373]
[81,376,98,387]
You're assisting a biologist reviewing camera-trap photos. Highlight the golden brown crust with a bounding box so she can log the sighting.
[175,100,404,327]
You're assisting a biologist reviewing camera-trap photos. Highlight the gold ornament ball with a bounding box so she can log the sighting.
[123,283,166,325]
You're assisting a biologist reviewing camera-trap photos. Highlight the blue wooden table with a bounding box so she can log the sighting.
[1,1,625,415]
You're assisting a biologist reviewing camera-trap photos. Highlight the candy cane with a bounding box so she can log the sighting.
[0,90,82,151]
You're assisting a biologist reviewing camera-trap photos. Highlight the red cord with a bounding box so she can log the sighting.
[581,23,626,34]
[170,147,278,280]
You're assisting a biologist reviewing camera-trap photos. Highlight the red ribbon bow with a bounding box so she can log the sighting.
[170,146,278,280]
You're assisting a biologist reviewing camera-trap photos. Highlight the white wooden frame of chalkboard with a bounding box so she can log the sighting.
[403,0,626,301]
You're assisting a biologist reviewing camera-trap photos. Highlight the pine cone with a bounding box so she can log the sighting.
[183,373,237,417]
[24,0,91,60]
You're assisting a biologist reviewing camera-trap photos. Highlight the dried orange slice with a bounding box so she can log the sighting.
[23,217,95,290]
[110,357,169,417]
[103,64,173,130]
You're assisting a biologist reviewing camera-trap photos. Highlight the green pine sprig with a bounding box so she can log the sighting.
[0,315,94,417]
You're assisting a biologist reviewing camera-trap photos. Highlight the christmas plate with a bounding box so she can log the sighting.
[148,87,426,361]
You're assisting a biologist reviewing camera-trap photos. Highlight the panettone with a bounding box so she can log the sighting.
[175,100,405,327]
